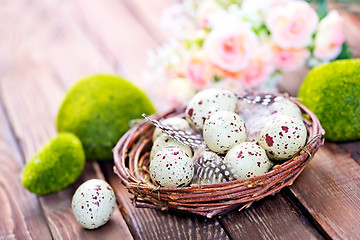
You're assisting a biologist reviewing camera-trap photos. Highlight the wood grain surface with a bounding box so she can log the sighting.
[0,101,52,240]
[0,1,359,239]
[289,143,360,239]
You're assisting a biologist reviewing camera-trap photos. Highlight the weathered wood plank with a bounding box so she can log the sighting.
[121,0,171,43]
[101,162,230,240]
[338,141,360,165]
[72,0,159,85]
[0,1,133,239]
[0,56,133,240]
[71,0,170,111]
[218,192,324,240]
[40,162,133,240]
[289,142,360,239]
[0,102,52,240]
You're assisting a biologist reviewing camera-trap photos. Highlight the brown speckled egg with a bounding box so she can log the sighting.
[269,98,302,119]
[224,142,273,180]
[185,89,237,130]
[152,117,191,142]
[150,146,194,187]
[259,116,307,160]
[150,134,193,160]
[71,179,116,229]
[203,111,246,153]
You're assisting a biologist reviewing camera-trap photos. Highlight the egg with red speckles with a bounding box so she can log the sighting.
[185,89,237,130]
[269,98,302,119]
[259,116,307,160]
[203,111,247,153]
[152,117,191,142]
[71,179,116,229]
[150,134,193,160]
[150,146,194,187]
[224,142,273,180]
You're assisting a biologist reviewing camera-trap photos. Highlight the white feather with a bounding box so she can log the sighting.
[237,100,275,143]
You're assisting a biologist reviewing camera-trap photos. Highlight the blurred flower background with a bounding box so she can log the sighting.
[143,0,353,105]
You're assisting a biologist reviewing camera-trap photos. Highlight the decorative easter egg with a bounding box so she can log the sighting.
[203,111,246,153]
[149,146,194,187]
[259,116,307,160]
[269,98,302,119]
[71,179,116,229]
[224,142,273,180]
[185,89,237,130]
[150,134,193,160]
[152,117,191,142]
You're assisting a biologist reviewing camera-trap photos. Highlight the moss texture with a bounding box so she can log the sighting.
[56,74,156,160]
[21,133,85,195]
[298,59,360,141]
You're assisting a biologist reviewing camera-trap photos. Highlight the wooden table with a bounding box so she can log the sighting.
[1,1,359,239]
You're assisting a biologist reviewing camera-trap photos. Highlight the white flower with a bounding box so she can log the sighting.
[314,10,346,62]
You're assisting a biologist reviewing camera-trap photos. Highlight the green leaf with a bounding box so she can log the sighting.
[336,42,353,60]
[315,0,328,20]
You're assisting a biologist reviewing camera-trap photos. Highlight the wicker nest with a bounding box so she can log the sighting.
[113,94,325,218]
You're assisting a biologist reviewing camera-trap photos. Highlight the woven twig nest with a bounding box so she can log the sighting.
[113,93,325,218]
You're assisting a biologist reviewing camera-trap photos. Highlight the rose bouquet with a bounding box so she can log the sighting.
[144,0,351,104]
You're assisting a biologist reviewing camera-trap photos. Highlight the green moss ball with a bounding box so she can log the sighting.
[298,59,360,141]
[56,74,156,160]
[21,133,85,195]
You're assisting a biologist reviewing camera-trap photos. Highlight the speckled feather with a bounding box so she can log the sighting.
[143,114,204,148]
[237,93,285,105]
[192,152,238,185]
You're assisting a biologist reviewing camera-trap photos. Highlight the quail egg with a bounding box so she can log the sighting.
[269,98,302,119]
[152,117,191,142]
[149,146,194,187]
[185,89,237,130]
[203,111,247,153]
[150,134,193,160]
[259,116,307,160]
[71,179,116,229]
[224,142,273,180]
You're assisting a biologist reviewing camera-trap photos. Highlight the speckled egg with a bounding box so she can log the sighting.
[185,89,237,130]
[269,98,302,119]
[203,111,247,153]
[71,179,116,229]
[150,134,193,160]
[259,116,307,160]
[152,117,191,142]
[149,146,194,187]
[224,142,273,180]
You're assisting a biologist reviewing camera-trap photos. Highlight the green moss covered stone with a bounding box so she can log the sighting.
[21,133,85,195]
[298,59,360,141]
[56,74,156,160]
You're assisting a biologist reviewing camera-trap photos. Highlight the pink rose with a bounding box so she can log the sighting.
[203,24,259,73]
[314,10,346,61]
[266,1,319,48]
[185,51,213,90]
[243,46,275,88]
[272,44,310,71]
